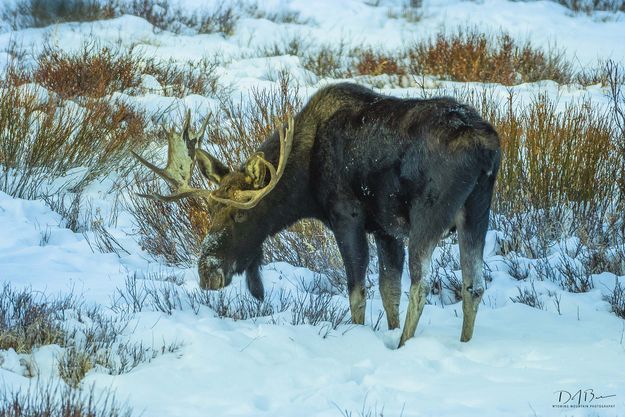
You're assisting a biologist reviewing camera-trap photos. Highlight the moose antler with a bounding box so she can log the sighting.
[209,115,294,209]
[133,112,294,209]
[131,110,212,202]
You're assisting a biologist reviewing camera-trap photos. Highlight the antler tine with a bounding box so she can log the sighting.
[183,109,192,133]
[131,150,179,188]
[137,188,213,203]
[197,114,211,140]
[277,115,294,177]
[210,114,294,209]
[133,111,215,202]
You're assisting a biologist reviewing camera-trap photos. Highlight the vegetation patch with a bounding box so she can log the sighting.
[265,28,595,86]
[1,382,134,417]
[34,44,137,99]
[0,284,72,352]
[408,29,572,85]
[0,74,151,198]
[1,0,314,35]
[551,0,625,13]
[605,278,625,319]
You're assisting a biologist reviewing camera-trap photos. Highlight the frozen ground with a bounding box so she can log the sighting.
[1,1,624,416]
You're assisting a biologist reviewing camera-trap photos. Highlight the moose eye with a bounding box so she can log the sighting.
[231,211,247,223]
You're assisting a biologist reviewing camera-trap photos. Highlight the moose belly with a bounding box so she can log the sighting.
[363,192,410,238]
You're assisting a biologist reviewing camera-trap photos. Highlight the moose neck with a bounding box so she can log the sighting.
[231,134,320,274]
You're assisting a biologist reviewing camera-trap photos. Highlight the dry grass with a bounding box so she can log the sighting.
[492,93,615,216]
[605,278,625,319]
[0,42,228,199]
[0,72,151,197]
[552,0,625,13]
[606,60,625,212]
[209,70,300,164]
[496,90,620,255]
[0,284,73,352]
[112,272,349,331]
[265,28,582,86]
[353,49,406,77]
[142,55,221,98]
[387,1,423,23]
[10,41,222,100]
[0,282,179,387]
[2,0,314,36]
[244,2,312,25]
[409,29,572,85]
[301,43,348,79]
[2,0,114,29]
[2,0,238,35]
[33,44,137,99]
[116,0,238,35]
[186,286,282,320]
[58,347,94,388]
[1,382,133,417]
[510,281,545,310]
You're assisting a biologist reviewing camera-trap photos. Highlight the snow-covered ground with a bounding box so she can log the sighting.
[1,1,625,416]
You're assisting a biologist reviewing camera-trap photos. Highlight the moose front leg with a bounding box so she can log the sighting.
[331,201,369,325]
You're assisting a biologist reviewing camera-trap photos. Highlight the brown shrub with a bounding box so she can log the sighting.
[143,55,220,98]
[34,43,138,99]
[448,86,623,255]
[409,29,572,85]
[23,41,223,100]
[353,49,406,77]
[491,93,615,215]
[301,44,348,79]
[0,68,152,198]
[127,177,212,266]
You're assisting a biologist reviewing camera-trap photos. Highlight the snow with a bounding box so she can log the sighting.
[1,0,625,416]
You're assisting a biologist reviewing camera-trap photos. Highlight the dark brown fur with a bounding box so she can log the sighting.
[198,83,500,341]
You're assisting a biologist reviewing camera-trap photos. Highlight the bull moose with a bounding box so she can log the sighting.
[133,83,500,347]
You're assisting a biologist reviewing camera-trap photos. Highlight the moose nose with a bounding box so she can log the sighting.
[199,265,226,290]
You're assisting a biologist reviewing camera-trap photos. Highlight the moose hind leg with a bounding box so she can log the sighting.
[398,238,435,347]
[399,198,462,348]
[458,173,495,342]
[399,222,444,346]
[375,234,404,330]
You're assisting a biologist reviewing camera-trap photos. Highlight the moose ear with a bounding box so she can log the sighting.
[195,149,230,184]
[244,152,268,189]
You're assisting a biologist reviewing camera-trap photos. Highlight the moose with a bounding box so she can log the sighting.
[133,83,500,347]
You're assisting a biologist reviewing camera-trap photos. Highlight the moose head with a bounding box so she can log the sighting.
[132,110,294,300]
